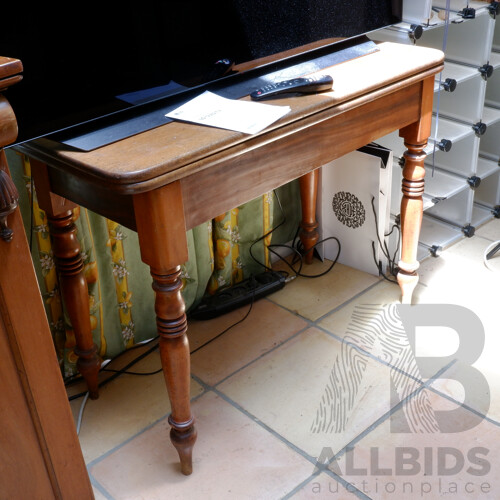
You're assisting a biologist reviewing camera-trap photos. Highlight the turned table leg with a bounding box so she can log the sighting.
[397,140,426,304]
[133,181,196,475]
[32,162,100,398]
[397,76,434,304]
[152,266,196,475]
[299,169,319,264]
[47,210,101,397]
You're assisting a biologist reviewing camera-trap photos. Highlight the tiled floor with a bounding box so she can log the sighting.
[70,218,500,499]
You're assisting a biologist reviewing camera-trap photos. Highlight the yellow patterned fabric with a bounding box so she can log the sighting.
[7,150,300,378]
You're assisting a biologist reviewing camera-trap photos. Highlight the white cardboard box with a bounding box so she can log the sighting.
[316,145,393,276]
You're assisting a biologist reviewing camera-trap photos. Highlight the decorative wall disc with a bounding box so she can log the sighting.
[331,191,365,229]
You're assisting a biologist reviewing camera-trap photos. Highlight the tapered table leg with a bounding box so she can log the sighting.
[133,181,196,475]
[32,162,100,398]
[397,76,434,304]
[397,140,426,304]
[299,169,319,264]
[152,266,197,475]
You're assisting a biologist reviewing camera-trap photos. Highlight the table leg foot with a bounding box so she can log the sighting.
[397,268,419,305]
[75,345,100,399]
[170,420,197,475]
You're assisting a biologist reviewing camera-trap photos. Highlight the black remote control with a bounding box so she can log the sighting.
[250,75,333,100]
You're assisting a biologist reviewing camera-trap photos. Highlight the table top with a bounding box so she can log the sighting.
[19,42,443,195]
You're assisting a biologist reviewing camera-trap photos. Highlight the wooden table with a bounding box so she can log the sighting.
[17,41,444,475]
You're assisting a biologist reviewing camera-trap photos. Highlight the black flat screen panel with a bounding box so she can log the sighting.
[1,1,401,148]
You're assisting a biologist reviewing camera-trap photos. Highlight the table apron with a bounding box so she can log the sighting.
[181,81,422,231]
[35,79,423,233]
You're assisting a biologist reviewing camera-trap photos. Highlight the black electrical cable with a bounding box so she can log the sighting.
[370,195,400,283]
[249,189,341,279]
[100,367,163,376]
[190,289,255,355]
[68,340,161,401]
[67,294,256,401]
[64,334,160,387]
[66,287,258,401]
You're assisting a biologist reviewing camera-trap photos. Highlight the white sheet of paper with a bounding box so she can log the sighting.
[166,91,291,134]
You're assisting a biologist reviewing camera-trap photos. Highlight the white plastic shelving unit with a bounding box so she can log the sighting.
[370,3,499,261]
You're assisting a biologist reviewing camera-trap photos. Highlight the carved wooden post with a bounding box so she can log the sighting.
[299,169,319,264]
[0,88,21,243]
[0,152,19,243]
[0,57,94,498]
[31,161,101,398]
[133,181,196,475]
[397,76,434,304]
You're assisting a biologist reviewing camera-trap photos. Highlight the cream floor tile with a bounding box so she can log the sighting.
[429,363,494,424]
[418,236,496,293]
[269,259,379,321]
[289,473,361,499]
[318,279,427,337]
[187,302,259,352]
[190,299,308,385]
[72,350,204,464]
[218,327,423,461]
[333,389,500,499]
[66,338,161,400]
[90,391,313,500]
[475,218,500,241]
[429,316,500,424]
[399,270,497,361]
[317,279,490,379]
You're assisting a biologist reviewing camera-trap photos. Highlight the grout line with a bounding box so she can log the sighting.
[210,386,377,500]
[318,326,426,384]
[426,384,500,428]
[282,470,373,500]
[314,321,432,390]
[472,229,500,243]
[192,276,427,393]
[328,360,455,464]
[282,468,373,500]
[85,411,169,470]
[211,323,311,387]
[211,386,318,465]
[188,272,383,389]
[190,373,213,394]
[84,381,207,471]
[267,274,386,325]
[89,472,116,500]
[313,279,388,324]
[260,275,390,339]
[322,468,373,500]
